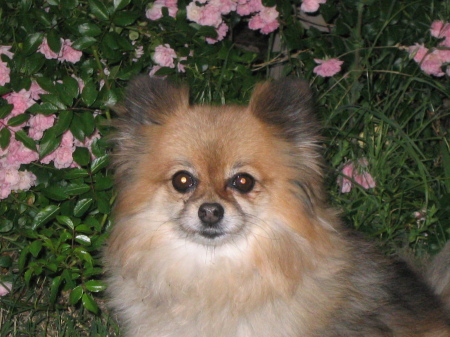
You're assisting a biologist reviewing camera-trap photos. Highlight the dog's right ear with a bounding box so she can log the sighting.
[116,76,189,126]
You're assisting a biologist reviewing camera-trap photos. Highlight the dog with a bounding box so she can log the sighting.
[104,76,450,336]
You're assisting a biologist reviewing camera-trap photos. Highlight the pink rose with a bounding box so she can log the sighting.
[313,58,344,77]
[0,46,14,59]
[152,44,177,68]
[300,0,326,13]
[28,114,56,140]
[338,159,376,193]
[430,20,450,39]
[0,282,12,296]
[206,23,229,44]
[60,40,82,63]
[0,61,10,86]
[38,37,60,59]
[28,81,47,101]
[146,0,178,20]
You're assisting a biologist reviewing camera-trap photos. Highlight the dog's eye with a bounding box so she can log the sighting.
[231,173,255,193]
[172,171,196,193]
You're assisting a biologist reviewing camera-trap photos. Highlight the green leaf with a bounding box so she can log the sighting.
[72,36,97,51]
[27,102,59,115]
[97,195,111,214]
[62,76,80,99]
[73,147,91,166]
[78,22,102,37]
[39,128,61,159]
[95,176,113,191]
[29,240,42,258]
[42,185,69,201]
[85,280,107,293]
[53,110,73,136]
[69,285,84,305]
[0,104,13,119]
[73,198,93,217]
[56,215,75,230]
[64,168,89,180]
[75,234,91,246]
[23,32,44,56]
[7,114,30,127]
[0,218,13,233]
[89,0,110,21]
[15,130,37,152]
[81,81,98,107]
[66,183,91,195]
[112,11,139,26]
[70,113,85,141]
[113,0,130,11]
[0,127,11,150]
[0,256,12,268]
[90,155,109,174]
[50,276,62,304]
[81,111,95,136]
[31,205,60,230]
[82,293,99,314]
[47,29,62,54]
[40,94,67,110]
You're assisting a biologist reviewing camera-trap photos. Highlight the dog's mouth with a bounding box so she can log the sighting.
[199,227,226,239]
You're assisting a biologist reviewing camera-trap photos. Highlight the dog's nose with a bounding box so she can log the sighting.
[198,203,224,226]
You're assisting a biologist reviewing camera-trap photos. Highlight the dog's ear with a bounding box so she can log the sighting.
[116,76,189,126]
[249,79,320,144]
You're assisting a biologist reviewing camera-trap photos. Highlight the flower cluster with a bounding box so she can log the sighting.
[184,0,279,43]
[38,37,83,64]
[150,44,187,75]
[338,159,376,193]
[408,20,450,77]
[0,67,98,199]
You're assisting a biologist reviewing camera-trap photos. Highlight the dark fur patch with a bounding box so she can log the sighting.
[249,78,321,144]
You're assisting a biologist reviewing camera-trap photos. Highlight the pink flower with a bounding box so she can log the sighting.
[28,81,47,100]
[186,2,203,23]
[408,43,429,63]
[4,89,35,115]
[209,0,237,15]
[152,44,177,68]
[430,20,450,39]
[248,5,279,34]
[338,159,376,193]
[206,23,229,44]
[60,40,82,63]
[40,131,76,169]
[38,37,60,59]
[28,114,56,140]
[0,46,14,59]
[38,38,82,63]
[149,65,162,77]
[236,0,263,16]
[409,45,446,77]
[198,3,223,27]
[6,138,39,167]
[313,58,344,77]
[0,282,12,296]
[146,0,178,20]
[300,0,326,13]
[0,61,10,86]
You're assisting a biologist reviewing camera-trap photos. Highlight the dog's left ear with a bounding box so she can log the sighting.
[249,79,320,144]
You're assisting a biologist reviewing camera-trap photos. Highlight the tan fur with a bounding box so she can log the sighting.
[105,78,450,337]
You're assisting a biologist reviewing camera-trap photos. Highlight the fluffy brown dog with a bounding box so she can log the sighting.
[104,77,450,336]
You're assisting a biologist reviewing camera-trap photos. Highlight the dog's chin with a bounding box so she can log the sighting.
[179,221,244,246]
